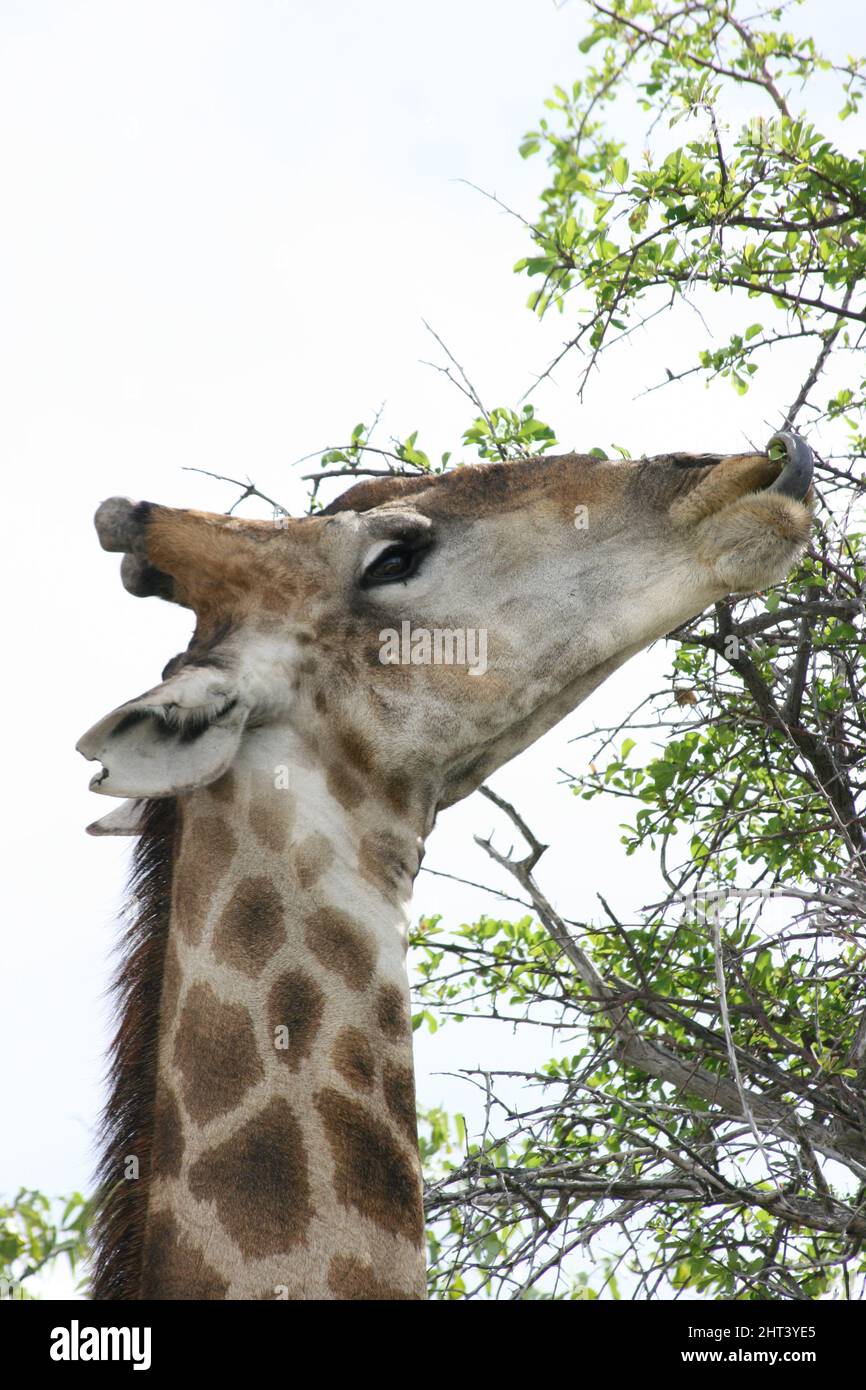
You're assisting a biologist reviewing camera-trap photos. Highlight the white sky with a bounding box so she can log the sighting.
[1,0,860,1296]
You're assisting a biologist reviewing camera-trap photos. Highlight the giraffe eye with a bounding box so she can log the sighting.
[361,542,426,588]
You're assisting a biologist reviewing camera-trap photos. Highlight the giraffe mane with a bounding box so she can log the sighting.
[318,471,440,515]
[317,454,591,519]
[90,797,178,1300]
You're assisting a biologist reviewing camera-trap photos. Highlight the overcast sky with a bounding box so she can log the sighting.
[1,0,860,1296]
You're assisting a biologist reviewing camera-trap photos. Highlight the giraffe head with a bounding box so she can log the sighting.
[78,433,812,817]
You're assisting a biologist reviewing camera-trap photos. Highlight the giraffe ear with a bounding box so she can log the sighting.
[76,665,249,799]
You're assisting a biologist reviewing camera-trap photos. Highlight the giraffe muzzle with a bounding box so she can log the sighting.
[94,497,153,553]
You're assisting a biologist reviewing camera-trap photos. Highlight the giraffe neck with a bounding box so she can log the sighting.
[139,726,429,1300]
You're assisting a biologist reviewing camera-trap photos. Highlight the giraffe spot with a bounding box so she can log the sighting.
[358,829,414,902]
[327,1254,422,1301]
[326,762,366,811]
[304,907,375,990]
[249,796,290,852]
[332,1027,376,1093]
[160,937,182,1026]
[291,831,333,889]
[207,769,237,803]
[376,982,410,1040]
[337,729,373,776]
[139,1210,229,1300]
[174,878,206,946]
[314,690,327,714]
[173,982,264,1124]
[152,1083,184,1178]
[193,815,238,864]
[213,876,285,977]
[382,1062,418,1143]
[174,815,237,944]
[268,969,325,1072]
[188,1099,313,1257]
[383,772,410,816]
[314,1088,423,1245]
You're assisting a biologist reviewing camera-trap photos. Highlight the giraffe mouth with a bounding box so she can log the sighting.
[721,431,814,503]
[670,431,814,528]
[763,431,813,501]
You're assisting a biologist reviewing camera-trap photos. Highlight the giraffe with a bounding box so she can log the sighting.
[77,434,813,1300]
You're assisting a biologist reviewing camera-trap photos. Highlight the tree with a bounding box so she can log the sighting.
[0,1191,92,1299]
[406,0,866,1300]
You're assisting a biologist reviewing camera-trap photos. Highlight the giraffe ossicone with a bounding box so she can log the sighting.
[78,440,813,1300]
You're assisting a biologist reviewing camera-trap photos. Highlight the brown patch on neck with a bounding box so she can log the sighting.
[303,907,376,989]
[249,789,294,852]
[160,937,182,1027]
[139,1210,229,1300]
[267,968,325,1072]
[382,1061,418,1143]
[376,982,411,1040]
[173,983,264,1124]
[174,813,237,945]
[89,797,179,1301]
[314,1088,423,1244]
[383,772,411,817]
[188,1099,313,1257]
[207,769,237,803]
[337,729,374,776]
[357,829,418,902]
[326,762,366,812]
[291,831,333,889]
[328,1254,423,1301]
[332,1026,376,1092]
[152,1083,184,1179]
[212,876,286,977]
